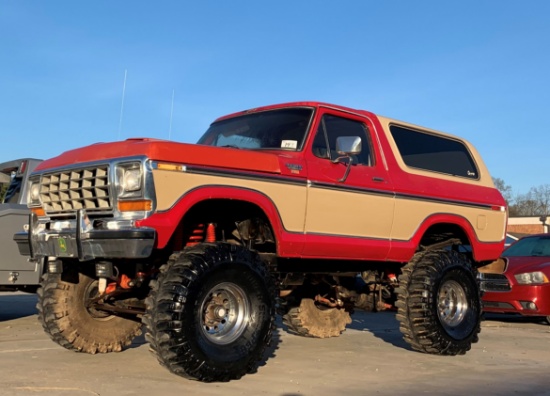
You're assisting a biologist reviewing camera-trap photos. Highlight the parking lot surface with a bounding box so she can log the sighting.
[1,292,550,396]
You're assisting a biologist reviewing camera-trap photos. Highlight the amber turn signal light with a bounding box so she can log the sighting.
[31,207,45,217]
[118,200,152,212]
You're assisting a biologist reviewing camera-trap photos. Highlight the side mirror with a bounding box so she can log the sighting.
[333,136,362,182]
[335,136,362,156]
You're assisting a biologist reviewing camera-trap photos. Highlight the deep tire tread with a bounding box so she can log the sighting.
[36,272,142,354]
[396,249,481,356]
[283,298,351,338]
[143,243,277,382]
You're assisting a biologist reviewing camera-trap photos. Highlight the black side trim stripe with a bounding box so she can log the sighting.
[309,181,495,211]
[184,166,496,211]
[395,192,494,210]
[308,181,394,198]
[309,181,494,211]
[185,165,308,187]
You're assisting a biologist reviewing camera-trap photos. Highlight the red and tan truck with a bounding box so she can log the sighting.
[16,101,507,381]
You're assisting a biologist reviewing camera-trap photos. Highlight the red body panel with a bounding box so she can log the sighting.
[36,139,282,175]
[300,235,392,261]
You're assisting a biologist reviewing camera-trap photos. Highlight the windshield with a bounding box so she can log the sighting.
[197,107,314,150]
[503,236,550,257]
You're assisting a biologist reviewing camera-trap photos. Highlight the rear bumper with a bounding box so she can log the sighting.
[15,210,155,261]
[482,284,550,317]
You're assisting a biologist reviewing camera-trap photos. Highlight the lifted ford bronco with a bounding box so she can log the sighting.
[16,102,506,382]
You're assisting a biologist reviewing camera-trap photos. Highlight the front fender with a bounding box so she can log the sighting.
[136,185,287,249]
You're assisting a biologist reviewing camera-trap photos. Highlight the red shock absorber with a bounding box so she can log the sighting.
[206,223,216,242]
[385,270,397,284]
[186,224,205,247]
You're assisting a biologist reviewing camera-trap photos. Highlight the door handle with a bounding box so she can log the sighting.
[372,177,385,182]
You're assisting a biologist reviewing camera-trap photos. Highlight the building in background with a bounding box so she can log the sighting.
[507,216,549,235]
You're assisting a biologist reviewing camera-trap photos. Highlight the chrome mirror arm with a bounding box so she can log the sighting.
[334,156,353,182]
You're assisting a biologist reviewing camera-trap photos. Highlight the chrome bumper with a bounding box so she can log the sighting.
[15,210,155,261]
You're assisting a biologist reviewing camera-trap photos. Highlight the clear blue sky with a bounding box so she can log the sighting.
[1,1,548,195]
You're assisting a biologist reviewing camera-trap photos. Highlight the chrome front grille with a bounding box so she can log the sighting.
[40,165,112,215]
[478,273,511,292]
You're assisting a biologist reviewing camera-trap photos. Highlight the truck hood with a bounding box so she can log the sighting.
[35,138,283,174]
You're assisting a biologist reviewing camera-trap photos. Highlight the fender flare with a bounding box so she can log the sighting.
[137,185,286,249]
[409,213,486,261]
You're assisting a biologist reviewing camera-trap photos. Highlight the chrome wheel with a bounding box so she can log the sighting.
[199,282,250,345]
[437,279,468,329]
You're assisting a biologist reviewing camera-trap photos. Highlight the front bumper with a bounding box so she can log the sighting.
[15,210,155,261]
[482,283,550,317]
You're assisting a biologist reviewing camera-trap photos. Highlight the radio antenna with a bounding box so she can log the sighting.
[169,89,175,140]
[118,69,127,140]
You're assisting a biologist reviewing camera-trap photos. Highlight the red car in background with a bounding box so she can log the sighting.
[480,234,550,324]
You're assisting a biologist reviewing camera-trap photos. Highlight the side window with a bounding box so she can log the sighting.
[312,115,373,166]
[390,125,479,179]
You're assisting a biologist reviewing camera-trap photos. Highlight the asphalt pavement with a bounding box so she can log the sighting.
[1,292,550,396]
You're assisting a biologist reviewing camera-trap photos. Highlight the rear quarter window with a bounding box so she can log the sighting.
[390,125,479,179]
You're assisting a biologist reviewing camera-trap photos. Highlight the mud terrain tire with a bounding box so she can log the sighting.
[283,298,351,338]
[37,270,142,354]
[143,243,276,382]
[396,249,481,355]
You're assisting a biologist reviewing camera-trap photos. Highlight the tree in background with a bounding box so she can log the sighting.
[525,184,550,216]
[512,194,540,216]
[493,177,513,205]
[494,177,550,217]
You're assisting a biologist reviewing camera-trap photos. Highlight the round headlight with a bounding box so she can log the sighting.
[123,169,141,192]
[30,183,40,202]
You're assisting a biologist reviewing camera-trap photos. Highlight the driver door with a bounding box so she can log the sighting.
[303,109,395,260]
